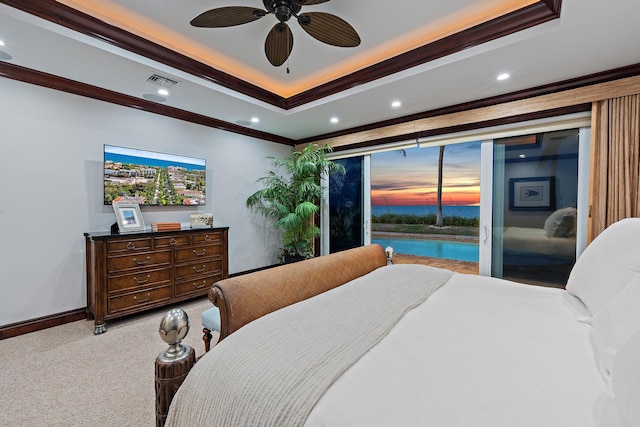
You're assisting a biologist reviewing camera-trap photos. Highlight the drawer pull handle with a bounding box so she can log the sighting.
[193,249,206,256]
[193,280,207,289]
[126,242,136,250]
[193,265,206,273]
[133,275,150,284]
[205,235,212,242]
[133,256,151,265]
[133,292,151,304]
[170,238,177,246]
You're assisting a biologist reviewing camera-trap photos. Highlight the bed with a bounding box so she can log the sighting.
[157,218,640,427]
[502,207,578,257]
[502,225,576,258]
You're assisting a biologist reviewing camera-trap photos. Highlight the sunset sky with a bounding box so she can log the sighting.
[371,142,481,206]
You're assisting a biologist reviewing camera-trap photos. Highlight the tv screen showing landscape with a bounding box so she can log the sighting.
[104,145,206,206]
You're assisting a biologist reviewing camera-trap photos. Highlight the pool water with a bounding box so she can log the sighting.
[372,237,478,262]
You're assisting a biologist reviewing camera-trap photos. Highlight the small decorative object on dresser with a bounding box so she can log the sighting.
[84,227,228,335]
[190,213,213,228]
[151,222,182,232]
[112,202,146,233]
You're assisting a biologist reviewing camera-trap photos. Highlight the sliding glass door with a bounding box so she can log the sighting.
[370,144,480,264]
[325,156,370,254]
[324,115,591,288]
[482,127,590,287]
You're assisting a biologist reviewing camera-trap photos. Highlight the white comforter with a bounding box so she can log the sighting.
[307,274,610,427]
[168,266,617,427]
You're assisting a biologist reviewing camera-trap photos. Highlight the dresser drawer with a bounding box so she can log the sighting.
[107,250,171,273]
[154,235,190,248]
[107,267,171,293]
[107,285,172,314]
[191,232,223,245]
[175,275,222,298]
[174,258,223,279]
[107,237,152,253]
[175,245,222,262]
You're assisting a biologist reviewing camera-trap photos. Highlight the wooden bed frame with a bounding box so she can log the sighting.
[154,244,390,426]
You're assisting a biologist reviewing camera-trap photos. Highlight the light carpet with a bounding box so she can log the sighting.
[0,297,215,427]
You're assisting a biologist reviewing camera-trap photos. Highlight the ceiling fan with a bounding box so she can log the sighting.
[190,0,361,67]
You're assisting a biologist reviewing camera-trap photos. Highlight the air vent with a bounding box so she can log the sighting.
[146,74,179,88]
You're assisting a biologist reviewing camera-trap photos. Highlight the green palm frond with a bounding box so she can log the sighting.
[246,143,345,261]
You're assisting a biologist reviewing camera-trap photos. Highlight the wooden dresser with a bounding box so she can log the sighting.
[85,227,228,334]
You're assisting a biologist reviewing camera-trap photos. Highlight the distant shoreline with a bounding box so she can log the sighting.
[372,231,479,242]
[371,205,479,220]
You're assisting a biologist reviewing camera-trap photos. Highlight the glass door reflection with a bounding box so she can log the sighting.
[492,130,579,287]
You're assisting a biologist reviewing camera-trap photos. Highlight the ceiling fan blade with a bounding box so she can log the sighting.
[190,7,265,28]
[298,12,360,47]
[265,23,294,66]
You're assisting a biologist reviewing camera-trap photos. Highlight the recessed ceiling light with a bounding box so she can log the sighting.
[0,40,5,46]
[330,117,339,124]
[497,73,510,81]
[143,93,166,103]
[157,88,169,96]
[251,117,260,123]
[391,100,402,108]
[519,154,526,159]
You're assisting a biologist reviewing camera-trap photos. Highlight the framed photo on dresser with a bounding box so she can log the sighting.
[112,203,145,233]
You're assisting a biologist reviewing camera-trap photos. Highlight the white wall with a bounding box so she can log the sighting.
[0,78,291,326]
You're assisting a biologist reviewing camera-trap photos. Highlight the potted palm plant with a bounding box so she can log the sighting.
[246,143,345,263]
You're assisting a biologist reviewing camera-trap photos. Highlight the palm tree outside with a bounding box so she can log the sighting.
[435,145,445,227]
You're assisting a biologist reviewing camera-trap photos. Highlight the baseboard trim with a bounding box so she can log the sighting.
[0,266,283,340]
[0,308,87,340]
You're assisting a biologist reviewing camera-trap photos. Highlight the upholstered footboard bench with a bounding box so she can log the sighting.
[208,243,389,344]
[156,244,390,425]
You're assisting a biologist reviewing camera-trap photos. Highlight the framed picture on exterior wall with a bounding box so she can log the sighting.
[112,203,146,233]
[509,176,555,210]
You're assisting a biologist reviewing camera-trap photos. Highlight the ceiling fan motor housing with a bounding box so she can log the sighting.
[263,0,302,23]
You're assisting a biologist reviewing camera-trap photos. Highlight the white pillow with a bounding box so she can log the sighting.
[566,218,640,315]
[543,207,577,237]
[591,276,640,378]
[612,328,640,427]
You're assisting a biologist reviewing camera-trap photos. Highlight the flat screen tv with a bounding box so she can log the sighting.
[104,145,206,206]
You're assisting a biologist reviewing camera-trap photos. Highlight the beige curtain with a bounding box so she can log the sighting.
[590,94,640,240]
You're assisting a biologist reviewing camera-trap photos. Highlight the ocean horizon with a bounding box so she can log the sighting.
[105,152,205,172]
[372,205,479,219]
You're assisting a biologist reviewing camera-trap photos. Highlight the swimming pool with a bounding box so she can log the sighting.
[372,237,478,262]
